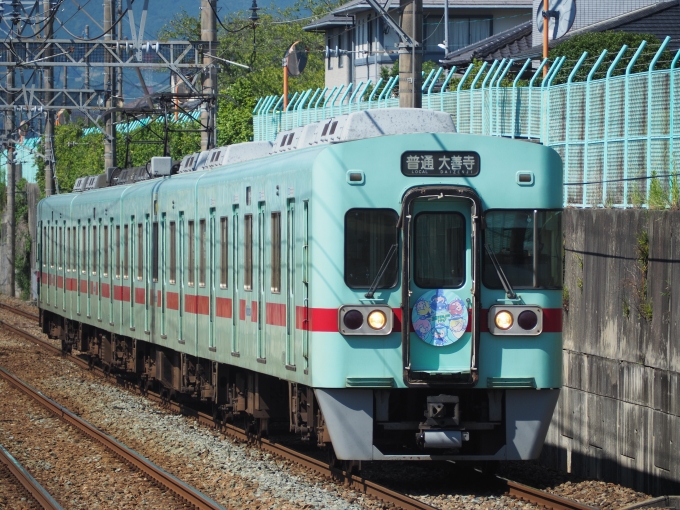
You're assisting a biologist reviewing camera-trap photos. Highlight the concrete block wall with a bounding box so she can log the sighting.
[541,209,680,495]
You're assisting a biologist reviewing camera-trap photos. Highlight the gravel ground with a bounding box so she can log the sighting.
[0,295,658,509]
[0,378,184,509]
[0,457,42,510]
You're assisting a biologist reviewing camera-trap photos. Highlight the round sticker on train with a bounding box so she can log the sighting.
[412,289,468,346]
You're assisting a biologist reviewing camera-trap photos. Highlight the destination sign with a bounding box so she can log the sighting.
[401,151,480,177]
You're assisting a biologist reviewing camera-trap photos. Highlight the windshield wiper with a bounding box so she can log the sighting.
[365,243,398,299]
[484,244,517,300]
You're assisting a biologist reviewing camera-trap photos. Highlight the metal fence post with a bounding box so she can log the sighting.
[368,78,383,109]
[512,59,531,138]
[470,62,489,135]
[357,79,371,110]
[383,76,398,106]
[329,85,343,117]
[542,56,565,144]
[603,45,628,205]
[624,41,647,208]
[528,58,548,140]
[427,67,443,110]
[494,59,514,137]
[313,87,327,123]
[377,76,393,105]
[647,36,671,202]
[670,49,680,199]
[349,81,363,113]
[564,52,588,196]
[457,64,475,130]
[440,66,456,112]
[583,50,609,207]
[481,60,501,135]
[322,86,338,120]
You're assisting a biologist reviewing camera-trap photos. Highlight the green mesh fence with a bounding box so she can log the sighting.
[252,39,680,208]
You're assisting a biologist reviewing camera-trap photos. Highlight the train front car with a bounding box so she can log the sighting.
[307,110,563,462]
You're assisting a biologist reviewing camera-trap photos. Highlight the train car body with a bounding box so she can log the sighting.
[38,109,563,463]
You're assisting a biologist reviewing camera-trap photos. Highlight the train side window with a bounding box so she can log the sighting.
[103,225,109,277]
[72,227,76,271]
[50,226,55,267]
[58,227,63,269]
[41,226,46,267]
[271,212,281,293]
[137,223,143,281]
[123,224,129,279]
[244,214,253,290]
[92,225,98,275]
[169,221,176,284]
[81,226,87,274]
[199,219,206,287]
[152,221,159,282]
[188,220,195,286]
[66,227,70,271]
[115,226,120,278]
[246,187,251,206]
[344,209,399,289]
[219,217,227,288]
[483,210,563,289]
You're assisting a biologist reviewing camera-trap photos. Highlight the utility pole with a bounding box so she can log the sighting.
[399,0,422,108]
[103,0,117,171]
[543,0,549,77]
[201,0,217,151]
[6,69,15,297]
[43,0,54,196]
[117,0,124,109]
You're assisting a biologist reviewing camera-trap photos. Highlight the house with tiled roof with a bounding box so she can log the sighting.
[304,0,532,88]
[441,0,680,68]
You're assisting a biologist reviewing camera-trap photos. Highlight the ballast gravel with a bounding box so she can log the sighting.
[0,295,658,509]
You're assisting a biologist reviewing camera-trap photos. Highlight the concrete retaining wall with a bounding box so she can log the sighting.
[541,209,680,495]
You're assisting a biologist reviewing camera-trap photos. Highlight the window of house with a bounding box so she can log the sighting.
[425,16,492,52]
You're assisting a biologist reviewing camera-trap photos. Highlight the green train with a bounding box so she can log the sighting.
[38,108,563,465]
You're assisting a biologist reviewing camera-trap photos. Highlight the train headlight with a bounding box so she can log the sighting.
[339,305,393,335]
[518,310,538,330]
[343,310,364,330]
[367,310,387,330]
[494,310,513,330]
[488,305,543,335]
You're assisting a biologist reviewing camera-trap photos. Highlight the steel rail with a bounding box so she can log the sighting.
[0,362,225,510]
[0,302,39,321]
[502,478,598,510]
[1,309,596,510]
[0,442,63,510]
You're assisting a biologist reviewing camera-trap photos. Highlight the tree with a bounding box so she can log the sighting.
[548,31,667,84]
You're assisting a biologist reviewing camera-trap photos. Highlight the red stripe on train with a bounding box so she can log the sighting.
[266,303,286,326]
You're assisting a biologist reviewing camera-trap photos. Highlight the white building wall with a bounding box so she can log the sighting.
[531,0,665,46]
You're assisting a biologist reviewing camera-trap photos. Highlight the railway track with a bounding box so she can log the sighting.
[0,308,596,510]
[0,441,63,510]
[0,361,225,510]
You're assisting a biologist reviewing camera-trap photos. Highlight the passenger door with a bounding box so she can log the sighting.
[405,194,477,379]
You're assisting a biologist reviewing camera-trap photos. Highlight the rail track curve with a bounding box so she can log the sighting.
[0,305,596,510]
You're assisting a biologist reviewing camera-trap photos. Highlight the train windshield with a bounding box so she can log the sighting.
[483,210,562,289]
[345,209,399,289]
[413,212,466,288]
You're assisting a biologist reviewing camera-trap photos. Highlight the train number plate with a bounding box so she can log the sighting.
[401,151,480,177]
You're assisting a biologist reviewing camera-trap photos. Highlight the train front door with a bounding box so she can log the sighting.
[401,187,481,385]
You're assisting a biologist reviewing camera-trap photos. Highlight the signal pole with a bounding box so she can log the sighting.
[6,69,15,297]
[43,0,54,196]
[201,0,217,151]
[399,0,422,108]
[104,0,117,170]
[543,0,549,77]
